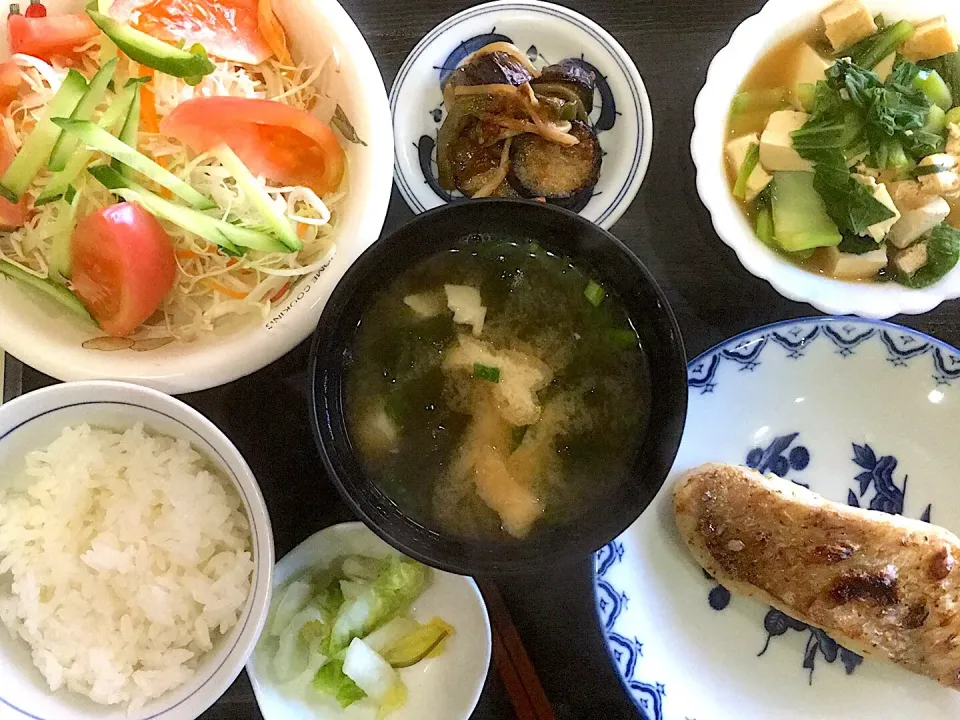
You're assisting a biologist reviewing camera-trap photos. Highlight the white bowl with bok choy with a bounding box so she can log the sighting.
[247,522,491,720]
[692,0,960,318]
[0,0,392,392]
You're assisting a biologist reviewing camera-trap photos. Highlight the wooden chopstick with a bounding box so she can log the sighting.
[480,581,556,720]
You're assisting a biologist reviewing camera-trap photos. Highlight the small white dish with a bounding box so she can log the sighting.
[247,521,491,720]
[390,0,652,230]
[691,0,960,319]
[0,380,274,720]
[594,317,960,719]
[0,0,393,394]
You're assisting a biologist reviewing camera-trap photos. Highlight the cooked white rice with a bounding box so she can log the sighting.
[0,423,253,711]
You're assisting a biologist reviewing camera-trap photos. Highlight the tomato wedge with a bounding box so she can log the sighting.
[0,61,21,108]
[70,202,176,337]
[160,97,346,195]
[0,128,25,228]
[109,0,272,65]
[7,13,99,60]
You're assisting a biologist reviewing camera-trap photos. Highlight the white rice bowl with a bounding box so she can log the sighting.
[0,381,273,720]
[0,423,253,712]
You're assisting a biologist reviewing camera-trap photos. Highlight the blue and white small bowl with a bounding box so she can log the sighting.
[595,317,960,720]
[0,381,274,720]
[390,0,652,230]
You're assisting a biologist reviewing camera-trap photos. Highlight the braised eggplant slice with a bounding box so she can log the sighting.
[446,51,535,88]
[508,121,601,203]
[531,60,596,114]
[448,120,508,195]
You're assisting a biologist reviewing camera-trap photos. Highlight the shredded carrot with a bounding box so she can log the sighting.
[270,281,291,303]
[203,278,249,300]
[258,0,292,65]
[175,249,201,260]
[138,65,160,135]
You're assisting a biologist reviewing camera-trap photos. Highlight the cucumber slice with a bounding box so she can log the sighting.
[213,144,302,251]
[88,164,288,253]
[0,70,88,202]
[54,118,214,209]
[771,171,842,252]
[48,57,117,172]
[37,79,144,205]
[49,189,82,279]
[114,83,140,178]
[0,258,92,320]
[86,8,215,81]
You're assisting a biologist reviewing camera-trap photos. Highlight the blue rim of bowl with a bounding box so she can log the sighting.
[590,315,960,718]
[0,401,261,720]
[389,0,650,227]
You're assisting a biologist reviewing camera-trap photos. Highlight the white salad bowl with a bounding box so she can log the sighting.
[0,0,393,394]
[0,381,274,720]
[692,0,960,319]
[247,522,492,720]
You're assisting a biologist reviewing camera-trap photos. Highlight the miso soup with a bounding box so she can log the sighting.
[345,237,649,542]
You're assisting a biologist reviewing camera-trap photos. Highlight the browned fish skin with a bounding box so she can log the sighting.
[674,463,960,689]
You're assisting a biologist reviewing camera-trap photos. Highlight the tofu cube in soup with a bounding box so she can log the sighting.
[822,246,888,279]
[793,45,832,87]
[901,17,959,62]
[726,133,771,202]
[874,53,896,83]
[760,111,814,172]
[916,154,960,198]
[853,176,901,242]
[821,0,877,51]
[893,241,929,278]
[887,196,951,248]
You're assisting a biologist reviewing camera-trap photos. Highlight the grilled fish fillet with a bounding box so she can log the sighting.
[674,462,960,689]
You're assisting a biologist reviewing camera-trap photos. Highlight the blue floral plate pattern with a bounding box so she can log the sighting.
[595,317,960,720]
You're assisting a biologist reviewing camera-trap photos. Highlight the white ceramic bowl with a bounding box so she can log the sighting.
[247,522,492,720]
[692,0,960,318]
[390,0,652,230]
[0,381,274,720]
[0,0,393,394]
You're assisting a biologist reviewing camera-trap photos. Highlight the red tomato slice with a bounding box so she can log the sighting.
[0,127,25,228]
[70,202,176,337]
[7,13,99,60]
[110,0,272,65]
[160,97,346,195]
[0,61,21,108]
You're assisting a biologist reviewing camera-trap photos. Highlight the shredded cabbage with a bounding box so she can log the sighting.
[0,42,347,341]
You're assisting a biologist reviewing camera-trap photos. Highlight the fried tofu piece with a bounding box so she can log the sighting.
[901,17,958,63]
[821,0,876,51]
[893,241,929,277]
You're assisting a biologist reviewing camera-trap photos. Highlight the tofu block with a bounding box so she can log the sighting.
[821,0,877,51]
[760,111,814,172]
[893,241,929,277]
[917,154,960,197]
[887,196,951,248]
[874,53,896,83]
[901,17,959,62]
[793,44,832,86]
[822,246,888,279]
[726,133,772,202]
[865,183,901,241]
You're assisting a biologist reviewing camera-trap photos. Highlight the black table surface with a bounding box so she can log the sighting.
[11,0,960,718]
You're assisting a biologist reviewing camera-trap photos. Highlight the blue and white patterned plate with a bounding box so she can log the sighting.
[595,317,960,720]
[389,0,652,230]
